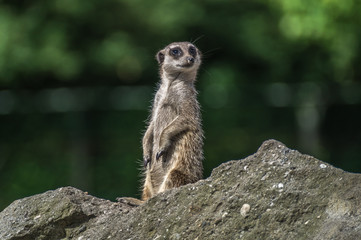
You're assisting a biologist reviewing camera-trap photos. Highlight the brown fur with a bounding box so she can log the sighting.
[141,42,204,201]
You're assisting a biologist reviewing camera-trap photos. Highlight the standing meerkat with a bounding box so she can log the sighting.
[142,41,204,201]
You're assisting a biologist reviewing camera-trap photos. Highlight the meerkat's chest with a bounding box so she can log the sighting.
[153,87,178,117]
[152,85,183,132]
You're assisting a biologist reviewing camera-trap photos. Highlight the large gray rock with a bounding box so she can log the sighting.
[0,140,360,240]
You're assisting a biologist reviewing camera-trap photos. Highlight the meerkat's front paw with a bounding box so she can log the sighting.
[156,139,171,161]
[156,149,165,160]
[156,143,171,160]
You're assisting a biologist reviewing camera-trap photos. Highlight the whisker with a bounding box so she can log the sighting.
[191,35,205,44]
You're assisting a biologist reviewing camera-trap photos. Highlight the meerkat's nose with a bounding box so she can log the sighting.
[187,57,195,64]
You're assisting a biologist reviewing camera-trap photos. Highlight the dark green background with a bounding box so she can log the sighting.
[1,0,360,210]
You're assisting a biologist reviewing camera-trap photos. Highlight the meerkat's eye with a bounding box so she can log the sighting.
[170,48,181,56]
[189,46,197,57]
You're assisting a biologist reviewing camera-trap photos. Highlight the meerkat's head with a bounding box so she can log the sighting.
[156,42,201,78]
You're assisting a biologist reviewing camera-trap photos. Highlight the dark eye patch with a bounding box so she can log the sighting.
[188,46,197,57]
[169,47,182,57]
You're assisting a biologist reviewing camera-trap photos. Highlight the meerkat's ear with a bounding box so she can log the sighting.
[156,50,165,64]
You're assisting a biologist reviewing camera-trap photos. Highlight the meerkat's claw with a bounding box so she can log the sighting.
[144,156,151,168]
[156,150,164,160]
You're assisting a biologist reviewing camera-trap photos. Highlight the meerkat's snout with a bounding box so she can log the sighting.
[181,56,195,68]
[177,51,198,69]
[187,56,195,64]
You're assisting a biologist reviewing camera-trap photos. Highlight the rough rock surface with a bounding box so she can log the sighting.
[0,139,360,240]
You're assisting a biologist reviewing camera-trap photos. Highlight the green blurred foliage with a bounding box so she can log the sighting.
[1,0,361,210]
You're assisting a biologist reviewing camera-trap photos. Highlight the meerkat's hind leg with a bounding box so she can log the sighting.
[159,169,189,193]
[142,185,152,201]
[142,170,154,201]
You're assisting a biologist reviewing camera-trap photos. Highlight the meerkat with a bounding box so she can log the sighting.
[141,41,204,201]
